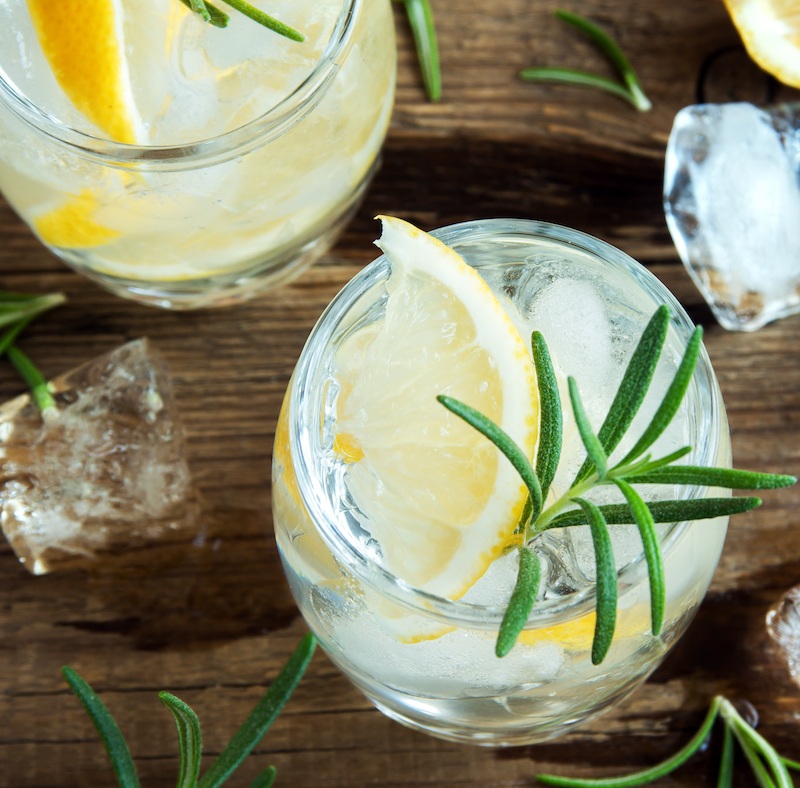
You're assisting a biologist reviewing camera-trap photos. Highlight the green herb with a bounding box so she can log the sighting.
[0,289,64,415]
[574,497,616,664]
[536,695,797,786]
[63,633,316,788]
[394,0,442,101]
[6,345,57,414]
[439,308,796,663]
[496,546,541,658]
[159,693,203,788]
[531,330,562,503]
[179,0,304,42]
[0,291,65,330]
[180,0,229,27]
[520,9,651,111]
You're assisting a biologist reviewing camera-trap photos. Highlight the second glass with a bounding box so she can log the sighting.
[273,219,731,746]
[0,0,396,308]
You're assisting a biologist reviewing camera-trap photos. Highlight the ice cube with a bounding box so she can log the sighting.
[664,102,800,331]
[0,339,198,574]
[767,585,800,687]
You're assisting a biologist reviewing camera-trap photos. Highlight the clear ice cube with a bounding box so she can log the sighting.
[0,339,198,575]
[767,585,800,687]
[664,102,800,331]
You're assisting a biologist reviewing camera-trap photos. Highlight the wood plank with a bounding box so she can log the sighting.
[0,0,799,784]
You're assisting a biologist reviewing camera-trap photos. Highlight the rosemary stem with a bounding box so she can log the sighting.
[0,317,34,357]
[218,0,304,41]
[537,696,724,786]
[6,345,57,415]
[179,0,229,27]
[529,473,599,536]
[719,699,793,788]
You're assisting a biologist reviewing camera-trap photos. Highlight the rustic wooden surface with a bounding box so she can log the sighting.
[1,0,800,785]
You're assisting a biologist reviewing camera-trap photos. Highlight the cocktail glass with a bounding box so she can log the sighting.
[273,219,731,746]
[0,0,396,309]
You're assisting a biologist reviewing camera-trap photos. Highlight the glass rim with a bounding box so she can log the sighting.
[0,0,359,167]
[289,218,726,630]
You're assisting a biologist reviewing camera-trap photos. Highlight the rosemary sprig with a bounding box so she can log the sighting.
[520,9,652,111]
[198,632,315,787]
[535,696,797,786]
[0,289,64,415]
[439,308,796,663]
[63,633,316,788]
[179,0,304,42]
[0,291,65,330]
[6,345,57,414]
[394,0,442,101]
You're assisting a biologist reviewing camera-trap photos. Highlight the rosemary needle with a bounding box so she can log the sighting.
[396,0,442,101]
[63,634,317,788]
[520,67,642,108]
[520,9,652,111]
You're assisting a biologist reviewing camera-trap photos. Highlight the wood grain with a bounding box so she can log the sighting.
[1,0,800,785]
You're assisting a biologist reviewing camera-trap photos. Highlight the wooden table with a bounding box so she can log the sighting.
[1,1,799,785]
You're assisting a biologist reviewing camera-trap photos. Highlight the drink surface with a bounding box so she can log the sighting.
[0,0,396,303]
[274,220,731,744]
[2,0,348,145]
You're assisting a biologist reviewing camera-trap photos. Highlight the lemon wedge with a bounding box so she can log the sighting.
[332,216,539,601]
[723,0,800,88]
[27,0,145,144]
[26,0,189,249]
[32,190,121,249]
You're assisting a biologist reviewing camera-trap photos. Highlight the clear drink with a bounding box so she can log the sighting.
[0,0,396,308]
[273,219,731,745]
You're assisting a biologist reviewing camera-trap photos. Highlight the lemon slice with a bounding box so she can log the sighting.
[333,216,539,601]
[723,0,800,88]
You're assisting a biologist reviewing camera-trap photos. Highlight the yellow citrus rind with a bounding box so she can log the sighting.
[27,0,139,143]
[33,190,120,249]
[723,0,800,88]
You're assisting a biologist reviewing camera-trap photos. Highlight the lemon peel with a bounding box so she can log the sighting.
[27,0,141,144]
[723,0,800,88]
[33,190,120,249]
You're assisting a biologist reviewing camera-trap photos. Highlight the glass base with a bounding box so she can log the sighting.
[359,672,654,747]
[54,162,378,310]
